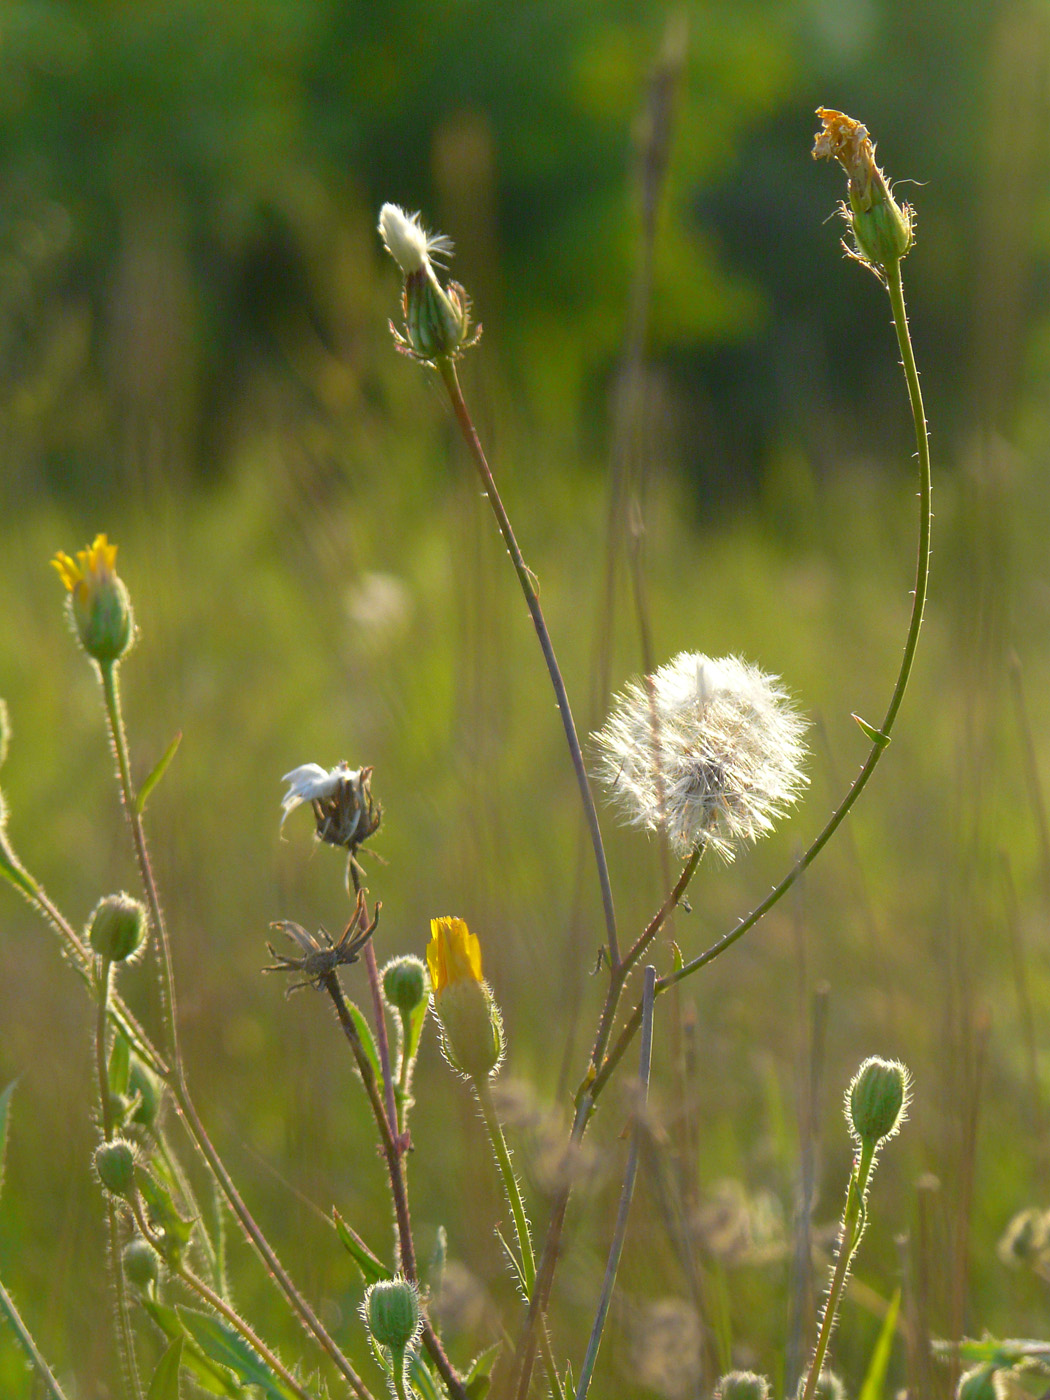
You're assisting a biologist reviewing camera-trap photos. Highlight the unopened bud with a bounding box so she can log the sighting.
[714,1373,771,1400]
[89,893,148,963]
[847,1057,910,1146]
[812,109,914,272]
[362,1276,421,1353]
[379,204,480,364]
[122,1237,159,1291]
[94,1138,137,1198]
[383,956,427,1015]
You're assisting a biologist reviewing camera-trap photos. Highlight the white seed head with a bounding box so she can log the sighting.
[378,203,453,275]
[280,761,359,826]
[594,653,808,860]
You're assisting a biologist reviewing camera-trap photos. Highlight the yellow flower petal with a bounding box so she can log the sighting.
[427,916,482,995]
[51,551,84,593]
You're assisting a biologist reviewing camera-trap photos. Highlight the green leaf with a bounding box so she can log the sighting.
[137,732,183,814]
[347,1001,380,1084]
[177,1306,302,1400]
[137,1171,195,1263]
[140,1298,244,1397]
[427,1225,447,1293]
[464,1341,503,1400]
[109,1033,132,1099]
[858,1287,901,1400]
[332,1209,390,1284]
[494,1226,526,1297]
[408,1353,443,1400]
[146,1337,184,1400]
[403,995,430,1068]
[852,713,890,747]
[0,1080,15,1202]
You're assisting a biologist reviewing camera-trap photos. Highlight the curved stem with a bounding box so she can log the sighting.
[474,1078,536,1299]
[0,1273,73,1400]
[438,358,619,967]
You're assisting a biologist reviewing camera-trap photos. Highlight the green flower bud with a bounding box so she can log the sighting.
[427,918,504,1081]
[714,1373,771,1400]
[846,1057,910,1146]
[52,535,134,664]
[362,1277,421,1352]
[383,956,427,1015]
[122,1237,159,1291]
[956,1364,999,1400]
[94,1138,137,1198]
[89,893,148,962]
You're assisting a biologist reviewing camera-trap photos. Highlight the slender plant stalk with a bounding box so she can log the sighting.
[438,357,620,968]
[348,863,401,1143]
[321,971,468,1400]
[474,1078,536,1298]
[96,959,115,1140]
[799,1143,875,1400]
[0,1274,73,1400]
[574,966,656,1400]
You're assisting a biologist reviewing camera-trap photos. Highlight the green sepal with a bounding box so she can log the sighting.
[852,713,890,747]
[464,1341,503,1400]
[146,1336,184,1400]
[403,994,430,1070]
[332,1209,390,1284]
[109,1033,132,1099]
[0,1080,15,1201]
[177,1307,302,1400]
[857,1288,900,1400]
[140,1297,245,1397]
[137,732,183,814]
[408,1353,444,1400]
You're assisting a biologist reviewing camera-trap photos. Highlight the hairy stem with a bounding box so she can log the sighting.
[474,1077,536,1298]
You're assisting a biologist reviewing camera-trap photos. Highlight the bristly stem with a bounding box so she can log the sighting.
[438,357,620,968]
[348,860,401,1144]
[574,966,656,1400]
[0,1274,73,1400]
[100,660,182,1076]
[474,1077,536,1299]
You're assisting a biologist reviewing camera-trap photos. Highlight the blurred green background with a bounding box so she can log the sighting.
[2,0,1050,1395]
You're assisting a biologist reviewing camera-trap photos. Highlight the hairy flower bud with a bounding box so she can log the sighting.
[94,1138,137,1198]
[122,1237,159,1291]
[89,893,148,963]
[383,956,427,1015]
[51,534,133,664]
[714,1373,771,1400]
[846,1057,910,1147]
[427,917,503,1081]
[812,109,914,274]
[362,1276,421,1352]
[379,204,480,364]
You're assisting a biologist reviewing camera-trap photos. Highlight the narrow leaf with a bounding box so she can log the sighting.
[0,1080,15,1201]
[494,1226,526,1296]
[140,1298,244,1397]
[853,713,890,747]
[146,1337,184,1400]
[0,1272,71,1400]
[137,732,183,814]
[177,1306,301,1400]
[465,1341,502,1385]
[408,1353,443,1400]
[858,1287,901,1400]
[332,1210,390,1284]
[404,995,430,1067]
[347,1001,381,1083]
[109,1034,132,1099]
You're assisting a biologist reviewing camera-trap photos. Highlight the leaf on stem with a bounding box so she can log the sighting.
[137,732,183,814]
[0,1080,14,1201]
[146,1336,185,1400]
[857,1288,900,1400]
[332,1209,390,1284]
[177,1307,303,1400]
[140,1297,243,1397]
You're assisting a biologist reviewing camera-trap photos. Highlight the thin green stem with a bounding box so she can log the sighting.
[574,967,656,1400]
[438,358,620,968]
[100,661,182,1074]
[96,959,114,1140]
[106,1200,143,1400]
[0,1272,72,1400]
[474,1078,536,1299]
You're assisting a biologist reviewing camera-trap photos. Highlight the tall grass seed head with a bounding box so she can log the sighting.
[846,1056,911,1147]
[362,1276,422,1352]
[714,1373,771,1400]
[51,534,134,663]
[280,761,381,850]
[427,917,504,1080]
[594,652,808,860]
[89,892,149,963]
[812,108,914,273]
[378,203,479,363]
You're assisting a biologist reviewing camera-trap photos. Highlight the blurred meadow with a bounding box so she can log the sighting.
[2,0,1050,1396]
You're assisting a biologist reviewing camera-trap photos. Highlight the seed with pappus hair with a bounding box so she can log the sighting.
[714,1373,771,1400]
[847,1057,910,1146]
[594,652,808,860]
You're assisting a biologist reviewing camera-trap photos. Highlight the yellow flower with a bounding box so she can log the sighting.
[427,916,483,993]
[51,533,133,663]
[426,917,503,1081]
[51,533,119,599]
